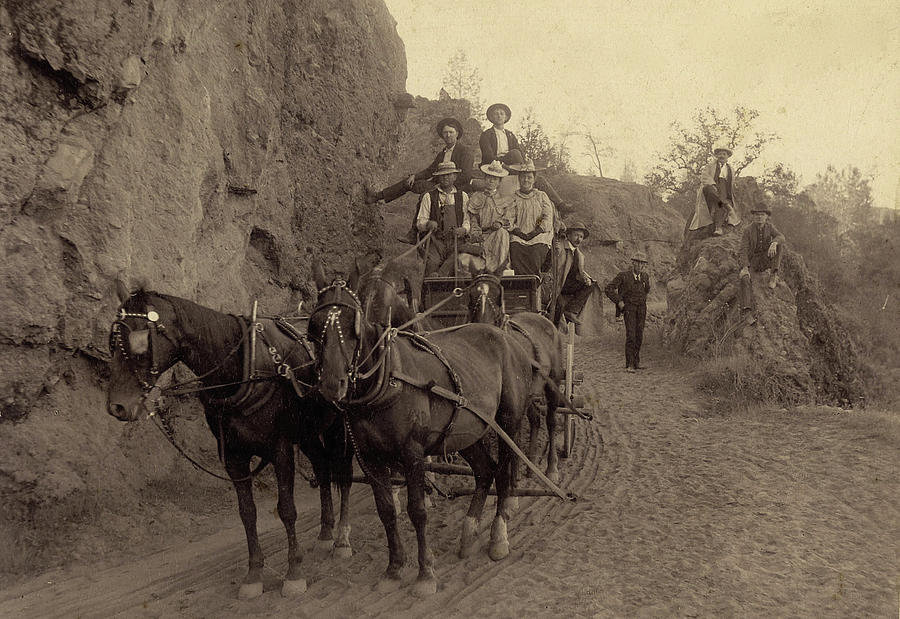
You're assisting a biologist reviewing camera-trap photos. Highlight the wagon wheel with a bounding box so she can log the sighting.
[560,320,577,459]
[561,415,576,459]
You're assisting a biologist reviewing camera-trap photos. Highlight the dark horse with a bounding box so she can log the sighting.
[308,271,533,596]
[106,282,353,599]
[468,273,566,483]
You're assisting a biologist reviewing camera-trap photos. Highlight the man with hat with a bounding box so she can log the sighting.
[739,201,786,323]
[689,143,741,236]
[605,252,651,372]
[366,117,474,205]
[466,160,513,274]
[415,161,470,276]
[507,158,556,275]
[479,103,523,166]
[554,221,594,324]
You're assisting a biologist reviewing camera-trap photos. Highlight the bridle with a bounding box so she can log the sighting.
[469,274,506,328]
[109,305,178,393]
[309,280,366,391]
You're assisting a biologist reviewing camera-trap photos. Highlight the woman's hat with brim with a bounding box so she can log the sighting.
[480,160,509,178]
[507,158,546,174]
[565,221,590,238]
[631,251,649,263]
[486,103,512,121]
[431,161,462,177]
[712,143,733,156]
[435,117,464,139]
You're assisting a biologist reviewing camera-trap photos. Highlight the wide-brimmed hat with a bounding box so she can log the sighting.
[751,203,772,215]
[432,161,461,177]
[486,103,512,121]
[435,117,464,139]
[565,221,590,238]
[631,251,649,263]
[712,143,733,156]
[480,160,509,178]
[508,158,546,174]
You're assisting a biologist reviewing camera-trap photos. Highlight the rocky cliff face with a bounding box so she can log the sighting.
[0,0,406,579]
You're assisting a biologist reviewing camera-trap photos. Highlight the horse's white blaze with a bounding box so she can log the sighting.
[128,329,149,354]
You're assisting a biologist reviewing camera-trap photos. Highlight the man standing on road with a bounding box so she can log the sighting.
[605,252,651,372]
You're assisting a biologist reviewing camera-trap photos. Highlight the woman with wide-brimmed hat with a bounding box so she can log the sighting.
[366,117,474,205]
[466,160,513,273]
[506,158,557,275]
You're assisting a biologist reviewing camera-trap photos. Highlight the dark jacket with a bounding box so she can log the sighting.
[479,128,520,164]
[740,222,785,268]
[605,269,650,312]
[414,143,474,190]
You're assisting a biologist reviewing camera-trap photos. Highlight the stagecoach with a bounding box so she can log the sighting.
[420,273,587,459]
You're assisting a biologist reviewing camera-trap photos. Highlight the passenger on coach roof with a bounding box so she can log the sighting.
[507,159,555,275]
[415,161,471,276]
[466,160,513,274]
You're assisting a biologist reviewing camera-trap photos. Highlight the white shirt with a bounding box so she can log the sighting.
[717,162,730,180]
[494,128,509,157]
[441,144,456,163]
[416,187,470,232]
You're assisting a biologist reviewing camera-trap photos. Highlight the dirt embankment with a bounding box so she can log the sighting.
[1,0,406,581]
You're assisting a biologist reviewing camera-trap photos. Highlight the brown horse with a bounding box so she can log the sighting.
[307,272,533,596]
[106,283,353,599]
[468,273,566,483]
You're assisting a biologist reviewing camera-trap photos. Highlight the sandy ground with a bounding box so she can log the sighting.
[1,336,898,618]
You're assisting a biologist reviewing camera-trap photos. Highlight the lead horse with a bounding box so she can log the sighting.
[308,269,533,596]
[468,273,566,483]
[106,282,353,599]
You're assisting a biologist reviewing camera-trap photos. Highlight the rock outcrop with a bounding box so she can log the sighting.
[665,179,867,405]
[0,0,406,578]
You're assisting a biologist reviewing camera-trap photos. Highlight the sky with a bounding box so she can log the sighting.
[384,0,900,209]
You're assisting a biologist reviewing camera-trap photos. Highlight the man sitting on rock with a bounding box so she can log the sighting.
[688,144,741,236]
[739,201,785,323]
[415,161,470,276]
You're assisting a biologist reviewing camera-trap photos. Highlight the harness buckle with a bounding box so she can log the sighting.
[277,364,292,378]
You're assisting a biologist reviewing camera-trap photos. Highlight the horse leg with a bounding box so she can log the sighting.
[490,412,523,562]
[369,460,406,591]
[298,433,336,555]
[272,438,306,597]
[544,382,561,484]
[524,398,542,478]
[457,438,495,558]
[227,456,265,599]
[401,441,436,597]
[330,427,355,559]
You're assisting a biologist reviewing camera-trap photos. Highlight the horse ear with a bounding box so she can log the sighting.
[347,257,361,291]
[311,258,327,292]
[115,279,130,303]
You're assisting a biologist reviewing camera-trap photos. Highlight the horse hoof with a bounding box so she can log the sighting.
[489,541,510,562]
[458,541,479,559]
[238,581,263,600]
[546,470,560,485]
[375,576,403,593]
[333,545,353,559]
[505,496,519,512]
[313,539,334,556]
[281,578,308,597]
[412,578,438,597]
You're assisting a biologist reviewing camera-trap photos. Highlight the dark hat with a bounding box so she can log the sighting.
[486,103,512,121]
[565,221,590,238]
[631,251,649,263]
[751,202,772,215]
[435,117,464,139]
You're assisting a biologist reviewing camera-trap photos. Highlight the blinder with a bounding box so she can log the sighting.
[110,304,175,391]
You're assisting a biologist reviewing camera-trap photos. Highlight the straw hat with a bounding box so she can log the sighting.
[507,158,546,174]
[431,161,462,177]
[480,160,509,178]
[712,143,733,156]
[631,251,649,263]
[486,103,512,121]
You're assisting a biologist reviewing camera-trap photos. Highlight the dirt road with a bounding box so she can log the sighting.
[2,340,897,617]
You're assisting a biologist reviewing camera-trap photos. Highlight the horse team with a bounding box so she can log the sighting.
[106,258,569,599]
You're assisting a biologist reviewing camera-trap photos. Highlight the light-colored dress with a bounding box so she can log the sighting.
[467,190,512,273]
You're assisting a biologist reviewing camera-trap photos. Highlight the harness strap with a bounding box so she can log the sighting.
[391,371,574,502]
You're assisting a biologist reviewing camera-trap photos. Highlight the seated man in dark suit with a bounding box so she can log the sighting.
[366,117,474,204]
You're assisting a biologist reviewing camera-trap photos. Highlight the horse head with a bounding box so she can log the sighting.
[107,281,183,421]
[357,265,416,328]
[468,273,505,327]
[308,272,371,403]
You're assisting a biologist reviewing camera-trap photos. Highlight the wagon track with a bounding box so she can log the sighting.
[3,343,898,617]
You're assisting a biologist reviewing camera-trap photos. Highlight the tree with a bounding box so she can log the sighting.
[760,163,802,204]
[517,108,571,172]
[441,50,483,118]
[805,165,875,230]
[645,106,779,196]
[580,128,613,178]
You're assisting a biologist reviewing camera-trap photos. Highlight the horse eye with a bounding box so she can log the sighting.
[128,330,150,355]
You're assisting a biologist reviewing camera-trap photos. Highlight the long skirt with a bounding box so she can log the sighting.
[509,242,549,275]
